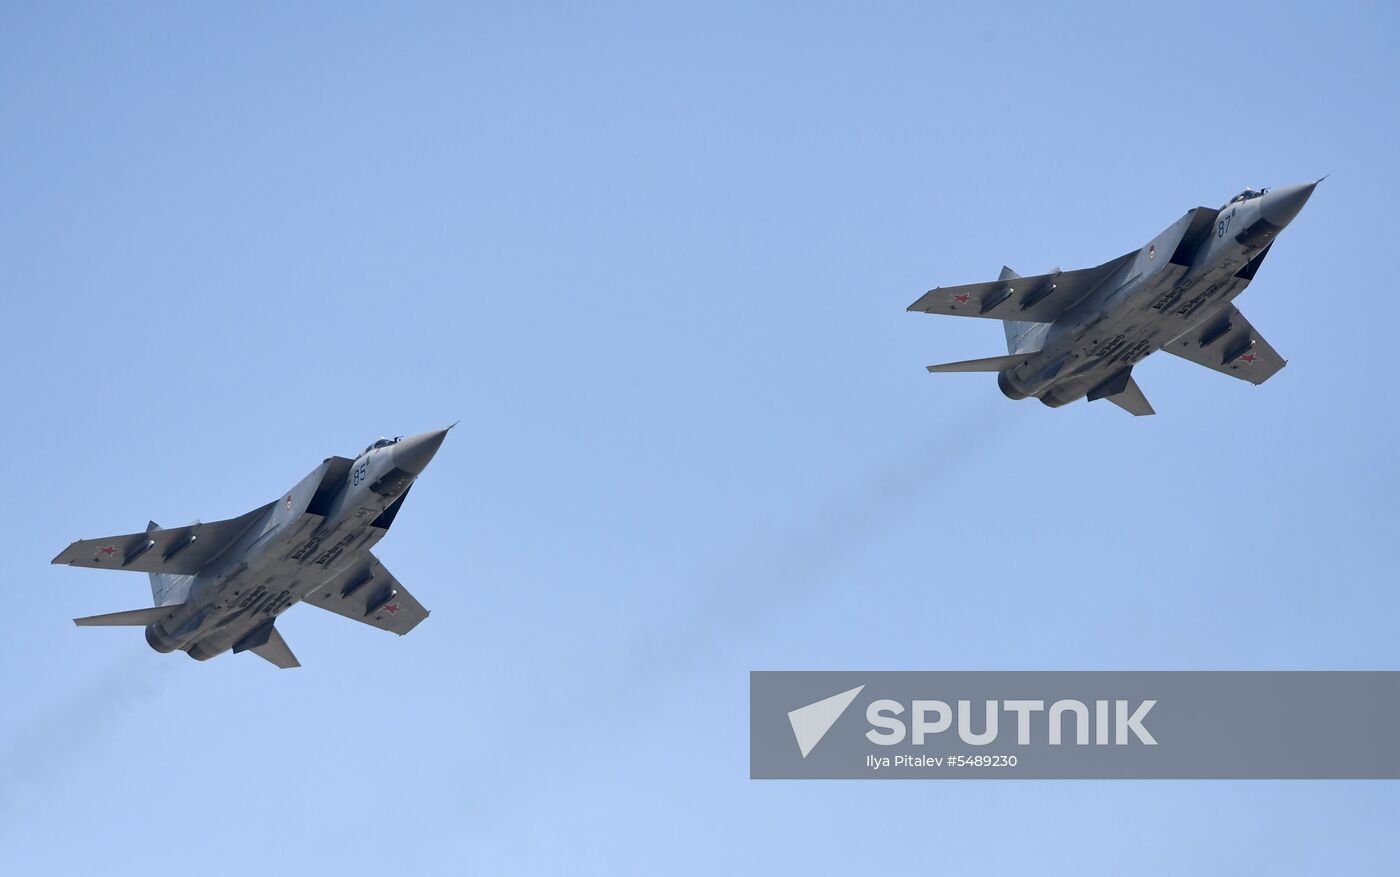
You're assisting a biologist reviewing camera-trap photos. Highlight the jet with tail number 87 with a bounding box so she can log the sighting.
[52,427,452,668]
[908,181,1322,415]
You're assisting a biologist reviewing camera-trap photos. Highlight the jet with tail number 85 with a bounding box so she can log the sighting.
[908,181,1322,414]
[52,427,452,668]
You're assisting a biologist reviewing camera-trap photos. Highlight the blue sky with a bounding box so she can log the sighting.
[2,1,1397,873]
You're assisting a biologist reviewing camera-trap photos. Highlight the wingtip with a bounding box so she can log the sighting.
[51,538,86,564]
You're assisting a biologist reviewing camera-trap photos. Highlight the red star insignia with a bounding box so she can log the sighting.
[1239,353,1257,364]
[950,293,971,304]
[99,545,115,556]
[382,602,400,615]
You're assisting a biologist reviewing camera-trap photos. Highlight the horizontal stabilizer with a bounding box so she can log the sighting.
[1086,369,1154,416]
[249,625,300,669]
[74,604,183,627]
[1107,377,1155,416]
[926,353,1026,374]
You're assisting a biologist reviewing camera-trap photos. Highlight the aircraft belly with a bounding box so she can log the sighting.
[1060,264,1240,381]
[1025,321,1158,400]
[180,546,359,658]
[1050,269,1244,400]
[1015,267,1172,396]
[179,523,391,659]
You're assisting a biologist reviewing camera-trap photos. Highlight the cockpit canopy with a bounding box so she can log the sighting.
[362,436,401,455]
[1227,187,1268,205]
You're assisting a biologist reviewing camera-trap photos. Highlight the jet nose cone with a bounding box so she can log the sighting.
[1259,181,1318,228]
[392,428,450,475]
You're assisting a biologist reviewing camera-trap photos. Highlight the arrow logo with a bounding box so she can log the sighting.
[787,685,864,758]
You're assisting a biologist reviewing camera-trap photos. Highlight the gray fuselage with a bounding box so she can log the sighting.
[997,184,1308,407]
[145,431,441,660]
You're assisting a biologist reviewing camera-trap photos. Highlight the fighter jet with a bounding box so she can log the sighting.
[52,427,451,668]
[908,181,1322,414]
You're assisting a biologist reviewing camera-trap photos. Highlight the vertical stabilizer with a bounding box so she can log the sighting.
[998,266,1048,355]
